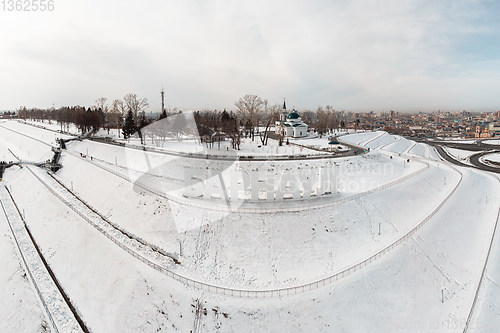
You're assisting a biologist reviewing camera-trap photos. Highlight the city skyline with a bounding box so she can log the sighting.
[1,0,500,112]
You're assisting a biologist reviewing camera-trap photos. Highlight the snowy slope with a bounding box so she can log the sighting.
[482,153,500,163]
[443,147,480,166]
[2,120,500,332]
[468,177,500,333]
[0,199,48,332]
[339,131,383,146]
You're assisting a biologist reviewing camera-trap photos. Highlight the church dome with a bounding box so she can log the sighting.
[287,112,300,119]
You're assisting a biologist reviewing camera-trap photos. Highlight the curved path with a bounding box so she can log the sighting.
[1,122,431,213]
[27,157,463,298]
[433,146,470,167]
[431,143,500,174]
[1,123,468,299]
[469,151,500,174]
[70,148,429,214]
[413,142,500,332]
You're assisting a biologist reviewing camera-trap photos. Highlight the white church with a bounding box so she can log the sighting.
[275,100,308,138]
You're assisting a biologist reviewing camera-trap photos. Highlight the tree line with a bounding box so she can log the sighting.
[17,93,352,149]
[17,93,151,139]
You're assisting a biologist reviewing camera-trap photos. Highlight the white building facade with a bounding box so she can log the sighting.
[275,101,308,138]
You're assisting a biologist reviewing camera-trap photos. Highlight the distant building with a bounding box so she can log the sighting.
[275,100,308,138]
[475,125,492,138]
[488,123,500,135]
[202,132,226,144]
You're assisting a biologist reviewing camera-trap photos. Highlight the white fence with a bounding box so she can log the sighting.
[35,157,464,298]
[72,149,430,214]
[8,123,468,298]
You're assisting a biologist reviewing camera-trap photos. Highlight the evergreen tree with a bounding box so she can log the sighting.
[159,109,167,119]
[138,112,148,129]
[137,112,148,144]
[122,110,135,139]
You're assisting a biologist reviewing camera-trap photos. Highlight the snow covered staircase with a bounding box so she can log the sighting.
[0,185,85,333]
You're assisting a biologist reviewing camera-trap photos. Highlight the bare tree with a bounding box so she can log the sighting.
[95,97,109,113]
[259,103,280,146]
[94,97,109,129]
[316,106,328,137]
[235,94,264,141]
[123,93,149,120]
[109,99,127,137]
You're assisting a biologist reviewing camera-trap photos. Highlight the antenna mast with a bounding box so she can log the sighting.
[161,86,165,115]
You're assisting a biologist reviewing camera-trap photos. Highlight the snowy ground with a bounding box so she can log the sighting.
[481,139,500,145]
[337,130,383,146]
[19,118,332,158]
[131,136,329,157]
[1,120,500,332]
[442,147,481,166]
[469,174,500,332]
[407,142,443,161]
[0,201,48,332]
[482,153,500,163]
[292,135,354,151]
[438,139,478,144]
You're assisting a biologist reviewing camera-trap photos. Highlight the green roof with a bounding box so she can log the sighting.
[287,112,300,119]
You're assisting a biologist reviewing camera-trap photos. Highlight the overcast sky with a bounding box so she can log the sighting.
[1,0,499,113]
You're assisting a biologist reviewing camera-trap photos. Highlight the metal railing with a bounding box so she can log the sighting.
[71,149,430,214]
[2,122,429,213]
[462,175,500,332]
[46,172,179,263]
[27,157,463,298]
[0,191,59,333]
[7,123,467,298]
[25,166,177,267]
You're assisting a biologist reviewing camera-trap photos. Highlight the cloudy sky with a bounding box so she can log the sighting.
[1,0,499,112]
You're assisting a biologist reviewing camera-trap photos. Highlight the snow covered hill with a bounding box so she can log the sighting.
[1,120,500,332]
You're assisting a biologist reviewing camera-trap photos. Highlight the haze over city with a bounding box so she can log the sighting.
[1,0,500,112]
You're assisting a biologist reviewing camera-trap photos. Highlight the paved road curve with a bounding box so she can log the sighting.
[427,142,500,174]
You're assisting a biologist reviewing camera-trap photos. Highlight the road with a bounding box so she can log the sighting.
[469,151,500,174]
[426,141,500,174]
